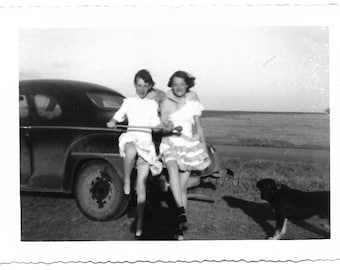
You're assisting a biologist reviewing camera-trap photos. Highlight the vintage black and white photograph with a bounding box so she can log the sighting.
[1,0,340,266]
[19,24,330,241]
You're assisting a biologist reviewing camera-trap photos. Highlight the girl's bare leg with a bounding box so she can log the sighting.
[166,160,189,240]
[135,161,150,237]
[166,160,183,207]
[123,143,137,195]
[179,171,191,210]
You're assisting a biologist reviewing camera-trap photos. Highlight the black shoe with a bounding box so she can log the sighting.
[174,225,185,240]
[176,207,188,231]
[176,231,184,240]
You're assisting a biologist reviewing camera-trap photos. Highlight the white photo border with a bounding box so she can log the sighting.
[0,0,339,266]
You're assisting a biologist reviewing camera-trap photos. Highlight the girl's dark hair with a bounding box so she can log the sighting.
[167,70,195,90]
[134,69,155,87]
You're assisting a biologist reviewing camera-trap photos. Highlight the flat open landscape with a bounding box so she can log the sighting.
[202,111,329,149]
[21,111,330,240]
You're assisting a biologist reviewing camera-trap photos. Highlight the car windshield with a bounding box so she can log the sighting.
[87,92,123,109]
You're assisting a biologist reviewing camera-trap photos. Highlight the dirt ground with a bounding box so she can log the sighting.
[21,145,330,241]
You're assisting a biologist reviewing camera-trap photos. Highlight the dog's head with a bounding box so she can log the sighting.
[256,178,282,201]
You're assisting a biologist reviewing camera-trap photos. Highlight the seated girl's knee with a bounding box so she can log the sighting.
[125,143,137,158]
[166,159,178,168]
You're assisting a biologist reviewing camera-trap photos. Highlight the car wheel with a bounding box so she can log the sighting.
[75,160,128,221]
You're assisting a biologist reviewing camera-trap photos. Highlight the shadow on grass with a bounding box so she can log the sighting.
[222,195,330,239]
[289,219,330,238]
[222,195,275,237]
[126,191,178,240]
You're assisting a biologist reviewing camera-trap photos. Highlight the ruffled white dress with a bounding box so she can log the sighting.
[159,99,211,171]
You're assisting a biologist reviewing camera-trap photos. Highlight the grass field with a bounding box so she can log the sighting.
[202,111,330,149]
[201,111,330,190]
[21,111,330,240]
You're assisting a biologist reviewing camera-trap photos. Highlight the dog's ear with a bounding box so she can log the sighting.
[275,180,282,190]
[256,180,262,188]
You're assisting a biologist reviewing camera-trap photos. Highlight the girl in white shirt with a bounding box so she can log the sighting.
[107,70,169,237]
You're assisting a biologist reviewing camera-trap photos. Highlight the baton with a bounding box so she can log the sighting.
[114,124,182,133]
[23,125,182,133]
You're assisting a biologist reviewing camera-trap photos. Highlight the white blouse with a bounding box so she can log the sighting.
[113,96,161,130]
[168,100,204,137]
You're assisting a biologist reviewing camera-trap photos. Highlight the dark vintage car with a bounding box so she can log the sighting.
[20,79,220,221]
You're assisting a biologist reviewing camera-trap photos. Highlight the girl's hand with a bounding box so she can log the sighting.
[163,120,174,132]
[106,121,116,128]
[192,133,200,140]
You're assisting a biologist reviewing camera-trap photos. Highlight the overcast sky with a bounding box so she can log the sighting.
[19,26,329,112]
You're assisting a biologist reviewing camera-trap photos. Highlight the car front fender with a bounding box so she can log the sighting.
[63,132,124,192]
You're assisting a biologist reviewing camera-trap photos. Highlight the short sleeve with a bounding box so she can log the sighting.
[160,98,176,122]
[191,101,204,116]
[187,91,200,102]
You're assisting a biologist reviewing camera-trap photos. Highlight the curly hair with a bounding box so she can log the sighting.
[167,70,195,90]
[134,69,155,87]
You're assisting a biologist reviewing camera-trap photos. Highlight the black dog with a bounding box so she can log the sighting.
[256,178,330,239]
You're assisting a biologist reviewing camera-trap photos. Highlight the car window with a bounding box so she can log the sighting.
[87,92,123,109]
[33,94,62,120]
[19,95,29,118]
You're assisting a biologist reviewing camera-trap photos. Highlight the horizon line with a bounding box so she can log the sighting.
[203,110,329,114]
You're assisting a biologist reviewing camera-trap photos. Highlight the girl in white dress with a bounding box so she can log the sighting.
[107,70,168,237]
[160,71,211,240]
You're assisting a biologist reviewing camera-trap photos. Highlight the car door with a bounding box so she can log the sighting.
[20,94,32,185]
[27,92,69,191]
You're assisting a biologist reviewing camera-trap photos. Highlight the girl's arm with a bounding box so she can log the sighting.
[157,99,175,132]
[107,99,128,127]
[144,100,173,132]
[152,108,174,132]
[194,115,208,153]
[159,99,172,123]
